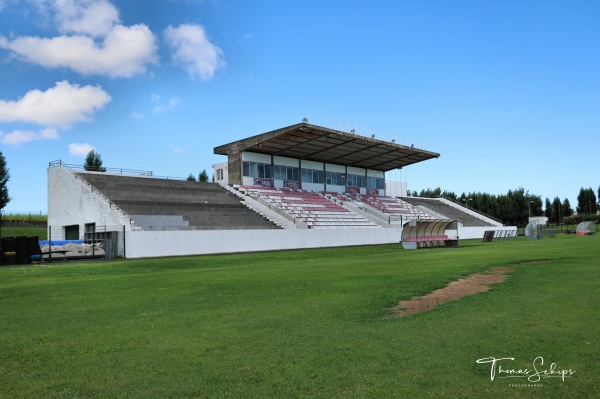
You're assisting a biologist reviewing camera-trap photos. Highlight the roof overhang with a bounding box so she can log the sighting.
[214,123,440,172]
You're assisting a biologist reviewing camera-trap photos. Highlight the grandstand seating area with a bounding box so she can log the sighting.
[77,173,280,230]
[350,194,434,221]
[239,186,379,228]
[401,197,496,227]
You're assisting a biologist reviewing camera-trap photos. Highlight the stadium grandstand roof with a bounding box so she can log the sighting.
[214,122,440,171]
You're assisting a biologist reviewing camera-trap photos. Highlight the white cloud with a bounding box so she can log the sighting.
[0,127,59,145]
[131,111,144,120]
[0,80,111,127]
[1,24,158,78]
[54,0,120,37]
[164,23,225,80]
[68,142,95,155]
[153,97,181,113]
[0,0,158,78]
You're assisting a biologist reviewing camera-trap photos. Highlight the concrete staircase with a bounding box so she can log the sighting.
[76,172,280,230]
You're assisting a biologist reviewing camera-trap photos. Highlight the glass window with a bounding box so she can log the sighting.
[316,171,321,184]
[242,161,272,178]
[250,162,258,178]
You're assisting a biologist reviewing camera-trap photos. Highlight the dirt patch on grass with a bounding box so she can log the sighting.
[392,261,552,317]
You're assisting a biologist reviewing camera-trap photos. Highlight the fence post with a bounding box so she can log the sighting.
[92,224,95,257]
[123,225,126,259]
[48,226,52,262]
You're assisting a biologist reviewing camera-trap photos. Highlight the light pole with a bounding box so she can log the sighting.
[528,201,534,218]
[464,198,471,207]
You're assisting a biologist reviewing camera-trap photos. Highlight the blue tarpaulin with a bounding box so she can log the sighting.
[38,240,85,246]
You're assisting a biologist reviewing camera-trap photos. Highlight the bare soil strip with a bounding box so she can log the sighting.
[392,261,552,317]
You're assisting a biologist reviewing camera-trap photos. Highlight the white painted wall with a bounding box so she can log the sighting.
[301,160,323,170]
[302,182,325,192]
[458,226,517,240]
[48,167,133,238]
[529,216,548,226]
[274,156,298,167]
[124,227,402,258]
[325,163,345,173]
[347,166,365,175]
[367,169,384,178]
[242,151,271,163]
[325,185,345,193]
[212,162,228,185]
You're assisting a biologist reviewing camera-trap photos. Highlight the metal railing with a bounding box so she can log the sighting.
[340,196,403,224]
[248,194,307,228]
[49,160,195,181]
[49,160,154,176]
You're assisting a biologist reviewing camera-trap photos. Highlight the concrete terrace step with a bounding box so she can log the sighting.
[401,197,495,227]
[76,172,280,230]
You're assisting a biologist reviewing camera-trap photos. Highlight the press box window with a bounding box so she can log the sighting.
[242,161,271,178]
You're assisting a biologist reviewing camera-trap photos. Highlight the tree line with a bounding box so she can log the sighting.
[410,186,599,227]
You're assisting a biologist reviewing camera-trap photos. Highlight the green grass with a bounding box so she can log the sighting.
[1,212,47,222]
[0,226,47,240]
[0,235,598,398]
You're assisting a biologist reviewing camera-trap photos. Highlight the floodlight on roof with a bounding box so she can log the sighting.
[391,139,396,143]
[302,117,308,123]
[371,134,376,138]
[350,129,355,133]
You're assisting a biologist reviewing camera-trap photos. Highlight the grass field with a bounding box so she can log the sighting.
[0,235,598,398]
[0,226,47,240]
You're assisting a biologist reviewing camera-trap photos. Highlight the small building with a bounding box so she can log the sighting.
[528,216,548,226]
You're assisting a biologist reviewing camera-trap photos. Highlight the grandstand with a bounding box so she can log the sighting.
[349,193,434,221]
[401,197,502,227]
[47,121,515,258]
[77,173,280,230]
[238,186,379,229]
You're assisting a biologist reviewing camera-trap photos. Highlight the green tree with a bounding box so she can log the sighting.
[84,150,106,172]
[199,169,209,182]
[551,197,562,224]
[544,198,553,222]
[186,173,197,181]
[576,187,597,215]
[562,198,573,218]
[0,151,10,210]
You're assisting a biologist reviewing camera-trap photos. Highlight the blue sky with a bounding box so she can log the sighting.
[1,0,598,213]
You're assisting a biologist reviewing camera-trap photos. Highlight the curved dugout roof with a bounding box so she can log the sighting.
[214,122,440,172]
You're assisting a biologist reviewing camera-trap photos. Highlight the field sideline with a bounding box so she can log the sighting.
[0,235,598,398]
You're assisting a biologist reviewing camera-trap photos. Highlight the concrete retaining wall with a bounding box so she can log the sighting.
[124,227,402,258]
[48,167,132,239]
